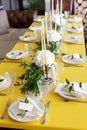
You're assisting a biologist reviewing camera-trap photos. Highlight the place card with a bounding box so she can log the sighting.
[18,102,33,112]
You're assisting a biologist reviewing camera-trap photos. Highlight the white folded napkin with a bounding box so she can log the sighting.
[56,82,87,98]
[19,35,36,41]
[16,51,28,59]
[29,26,41,31]
[68,54,83,62]
[34,18,44,22]
[10,98,43,120]
[67,26,83,32]
[0,76,7,88]
[68,17,82,22]
[27,97,43,114]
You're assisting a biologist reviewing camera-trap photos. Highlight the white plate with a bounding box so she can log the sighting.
[66,26,83,33]
[29,25,41,31]
[62,54,86,64]
[34,18,44,22]
[54,83,79,100]
[0,75,11,90]
[6,50,28,60]
[8,98,44,122]
[68,17,82,22]
[19,35,36,41]
[64,36,83,43]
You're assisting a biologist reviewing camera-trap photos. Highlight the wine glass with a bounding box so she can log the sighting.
[7,72,16,94]
[55,61,64,82]
[24,44,32,62]
[37,77,53,102]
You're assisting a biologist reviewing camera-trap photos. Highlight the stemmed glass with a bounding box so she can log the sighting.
[37,77,53,102]
[6,72,16,94]
[55,61,64,83]
[24,44,32,62]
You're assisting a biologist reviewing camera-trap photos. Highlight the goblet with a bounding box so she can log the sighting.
[24,44,32,62]
[55,61,64,82]
[37,77,53,102]
[7,72,16,94]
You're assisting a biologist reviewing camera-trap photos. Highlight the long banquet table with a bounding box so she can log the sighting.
[0,15,87,130]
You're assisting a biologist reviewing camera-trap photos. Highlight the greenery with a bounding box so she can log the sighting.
[52,23,61,32]
[0,79,4,82]
[27,0,38,11]
[35,40,60,56]
[65,79,82,92]
[19,62,44,96]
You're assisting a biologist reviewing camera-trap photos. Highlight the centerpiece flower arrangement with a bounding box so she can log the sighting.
[19,9,65,99]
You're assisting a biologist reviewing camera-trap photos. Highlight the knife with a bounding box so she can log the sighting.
[41,101,51,124]
[1,99,11,119]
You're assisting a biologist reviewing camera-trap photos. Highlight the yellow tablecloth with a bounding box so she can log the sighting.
[0,15,87,130]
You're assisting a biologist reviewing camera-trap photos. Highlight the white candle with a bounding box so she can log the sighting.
[60,0,62,15]
[45,12,49,46]
[50,11,52,30]
[52,0,54,18]
[41,26,45,76]
[43,34,46,66]
[57,0,59,14]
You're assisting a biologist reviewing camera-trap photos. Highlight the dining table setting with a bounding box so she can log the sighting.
[1,1,87,129]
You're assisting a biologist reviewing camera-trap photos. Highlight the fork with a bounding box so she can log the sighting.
[1,99,11,119]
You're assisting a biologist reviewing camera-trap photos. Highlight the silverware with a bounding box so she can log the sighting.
[41,101,51,124]
[1,99,11,119]
[63,99,87,103]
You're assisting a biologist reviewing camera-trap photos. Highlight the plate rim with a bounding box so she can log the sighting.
[0,75,11,90]
[19,35,36,41]
[8,98,44,122]
[6,50,28,60]
[64,37,83,43]
[62,54,86,64]
[55,83,80,100]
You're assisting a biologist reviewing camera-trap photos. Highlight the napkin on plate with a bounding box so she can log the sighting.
[0,72,11,89]
[69,36,83,42]
[10,97,43,120]
[16,51,28,59]
[68,54,84,63]
[56,82,87,98]
[19,35,36,41]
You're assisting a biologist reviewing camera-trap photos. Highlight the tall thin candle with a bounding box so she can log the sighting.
[60,0,62,15]
[57,0,59,14]
[52,0,54,18]
[45,12,49,46]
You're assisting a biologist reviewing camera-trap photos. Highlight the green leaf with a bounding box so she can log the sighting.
[65,79,70,85]
[20,62,44,96]
[24,97,29,103]
[79,54,82,58]
[0,79,4,82]
[79,82,82,88]
[17,113,25,118]
[69,86,73,92]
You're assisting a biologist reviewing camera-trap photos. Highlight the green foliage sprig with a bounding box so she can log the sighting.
[35,40,60,56]
[27,0,38,11]
[52,23,61,32]
[20,62,44,96]
[65,79,82,92]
